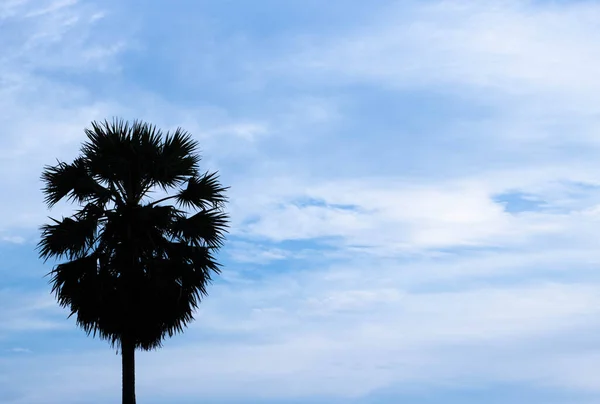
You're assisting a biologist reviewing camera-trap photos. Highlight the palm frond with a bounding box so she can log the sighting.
[38,216,99,261]
[148,128,200,191]
[82,119,141,202]
[49,254,102,322]
[175,171,229,209]
[81,119,126,181]
[172,209,229,248]
[41,158,111,208]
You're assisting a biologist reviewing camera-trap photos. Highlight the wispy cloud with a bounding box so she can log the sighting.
[0,289,67,336]
[7,347,32,354]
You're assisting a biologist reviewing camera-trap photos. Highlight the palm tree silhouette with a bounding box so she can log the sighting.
[38,118,229,404]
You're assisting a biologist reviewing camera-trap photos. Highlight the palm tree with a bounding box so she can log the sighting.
[38,118,229,404]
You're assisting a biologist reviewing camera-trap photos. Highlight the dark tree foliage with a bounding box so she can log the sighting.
[38,119,229,404]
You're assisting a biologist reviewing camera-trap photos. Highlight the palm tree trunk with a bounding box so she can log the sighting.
[122,335,136,404]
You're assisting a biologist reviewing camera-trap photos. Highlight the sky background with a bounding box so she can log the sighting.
[2,0,600,403]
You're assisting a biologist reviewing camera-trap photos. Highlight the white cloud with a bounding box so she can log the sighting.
[4,276,600,403]
[0,289,67,336]
[1,236,26,244]
[290,1,600,97]
[207,122,269,141]
[227,172,600,258]
[266,0,600,164]
[8,347,32,354]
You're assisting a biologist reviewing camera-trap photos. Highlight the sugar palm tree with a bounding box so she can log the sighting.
[38,118,229,404]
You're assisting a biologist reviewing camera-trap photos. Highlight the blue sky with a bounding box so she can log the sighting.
[3,0,600,402]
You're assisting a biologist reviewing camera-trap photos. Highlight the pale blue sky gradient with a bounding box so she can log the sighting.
[2,0,600,403]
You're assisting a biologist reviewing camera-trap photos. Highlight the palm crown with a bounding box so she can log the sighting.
[38,118,229,401]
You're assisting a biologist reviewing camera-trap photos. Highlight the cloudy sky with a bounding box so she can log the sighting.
[2,0,600,403]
